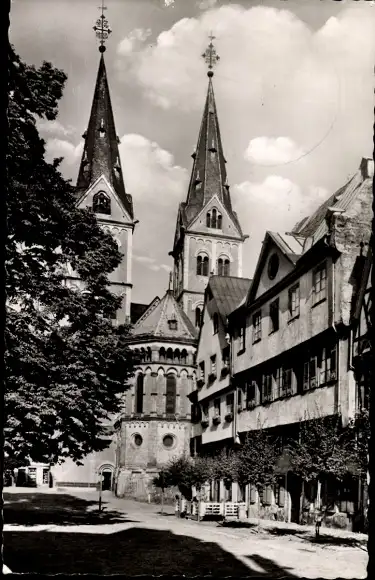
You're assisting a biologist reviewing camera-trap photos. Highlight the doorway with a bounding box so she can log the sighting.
[102,470,113,491]
[288,472,302,524]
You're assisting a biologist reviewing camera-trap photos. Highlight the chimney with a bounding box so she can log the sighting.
[360,157,374,180]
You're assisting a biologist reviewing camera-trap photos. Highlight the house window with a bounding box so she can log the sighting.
[199,361,205,381]
[253,311,262,343]
[135,373,144,414]
[303,356,317,390]
[262,374,273,403]
[168,319,178,331]
[237,388,242,410]
[246,381,257,408]
[320,344,337,384]
[166,374,177,415]
[214,398,221,417]
[282,368,293,396]
[210,354,217,376]
[197,254,209,276]
[213,312,219,334]
[275,367,282,398]
[313,263,327,305]
[226,393,234,414]
[269,299,279,333]
[202,403,209,420]
[93,191,111,215]
[195,307,202,328]
[238,324,246,353]
[288,284,300,319]
[222,346,230,366]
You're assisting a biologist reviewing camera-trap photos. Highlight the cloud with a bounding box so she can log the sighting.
[119,133,188,206]
[164,0,175,6]
[38,120,76,139]
[244,137,305,166]
[134,255,172,273]
[44,138,83,171]
[198,0,217,10]
[117,28,151,56]
[232,176,329,275]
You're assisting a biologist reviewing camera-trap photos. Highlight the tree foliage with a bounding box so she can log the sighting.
[286,414,364,483]
[235,430,280,489]
[5,45,135,467]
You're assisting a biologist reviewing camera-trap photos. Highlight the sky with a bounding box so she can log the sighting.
[10,0,375,306]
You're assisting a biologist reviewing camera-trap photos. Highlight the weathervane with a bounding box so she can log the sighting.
[202,32,220,77]
[93,0,112,53]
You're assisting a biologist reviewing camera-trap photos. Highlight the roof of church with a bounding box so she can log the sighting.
[130,302,150,325]
[208,275,252,320]
[131,289,198,343]
[181,77,243,234]
[290,158,373,250]
[75,54,133,218]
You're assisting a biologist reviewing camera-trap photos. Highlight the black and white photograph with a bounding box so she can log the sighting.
[3,0,374,576]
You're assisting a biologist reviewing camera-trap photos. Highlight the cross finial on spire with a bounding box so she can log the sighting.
[93,0,112,53]
[202,32,220,77]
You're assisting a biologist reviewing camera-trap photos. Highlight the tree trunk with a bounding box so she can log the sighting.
[161,489,164,514]
[299,479,305,525]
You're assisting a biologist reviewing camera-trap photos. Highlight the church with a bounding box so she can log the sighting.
[50,12,247,493]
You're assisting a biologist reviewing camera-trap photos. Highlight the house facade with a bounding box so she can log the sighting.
[225,157,373,529]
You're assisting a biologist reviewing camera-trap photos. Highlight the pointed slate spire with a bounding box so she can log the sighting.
[184,35,234,223]
[76,7,133,218]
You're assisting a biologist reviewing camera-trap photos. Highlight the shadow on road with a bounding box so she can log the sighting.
[3,492,138,527]
[4,528,301,576]
[265,526,367,549]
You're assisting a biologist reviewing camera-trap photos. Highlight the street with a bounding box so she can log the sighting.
[3,489,368,577]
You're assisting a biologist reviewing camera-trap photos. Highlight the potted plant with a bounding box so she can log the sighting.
[225,412,233,423]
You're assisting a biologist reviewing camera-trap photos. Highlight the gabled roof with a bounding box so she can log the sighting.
[75,54,133,218]
[131,290,198,342]
[290,158,373,249]
[247,231,303,303]
[208,276,252,321]
[181,76,243,235]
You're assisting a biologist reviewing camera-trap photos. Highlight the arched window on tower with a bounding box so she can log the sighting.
[93,191,111,215]
[181,349,187,365]
[206,208,222,229]
[174,349,180,364]
[211,208,217,229]
[159,347,166,362]
[217,214,222,229]
[166,373,177,415]
[166,348,174,363]
[195,307,202,329]
[135,373,144,414]
[197,254,209,276]
[206,212,211,227]
[140,347,146,362]
[217,257,230,277]
[146,347,152,362]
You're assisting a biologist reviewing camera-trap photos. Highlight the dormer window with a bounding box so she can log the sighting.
[206,208,222,229]
[99,118,106,137]
[168,318,178,331]
[93,191,111,215]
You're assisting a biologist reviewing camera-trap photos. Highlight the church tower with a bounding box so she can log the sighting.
[170,36,248,329]
[73,7,136,324]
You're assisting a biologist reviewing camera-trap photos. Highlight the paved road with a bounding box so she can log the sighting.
[3,488,368,578]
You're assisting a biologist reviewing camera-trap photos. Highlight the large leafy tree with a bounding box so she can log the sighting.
[5,45,134,467]
[235,429,280,490]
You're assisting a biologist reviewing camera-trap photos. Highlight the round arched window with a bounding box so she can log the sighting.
[163,434,175,449]
[268,253,279,280]
[133,434,143,447]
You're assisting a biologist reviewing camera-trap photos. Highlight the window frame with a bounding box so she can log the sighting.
[288,283,300,320]
[312,262,327,306]
[252,311,262,343]
[213,312,219,334]
[269,298,280,334]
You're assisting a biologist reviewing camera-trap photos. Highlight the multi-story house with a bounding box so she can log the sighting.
[114,283,198,500]
[227,157,373,529]
[189,275,251,502]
